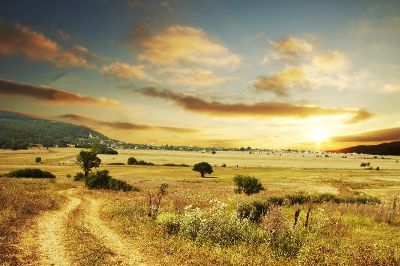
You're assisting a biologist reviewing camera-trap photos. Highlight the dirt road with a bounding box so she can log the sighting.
[21,188,145,266]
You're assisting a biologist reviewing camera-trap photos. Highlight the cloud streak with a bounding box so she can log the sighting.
[59,114,199,133]
[136,87,373,123]
[0,78,119,106]
[332,127,400,142]
[0,19,97,68]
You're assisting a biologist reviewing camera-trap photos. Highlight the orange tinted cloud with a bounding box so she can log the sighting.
[252,67,310,96]
[312,51,350,73]
[0,79,119,106]
[332,127,400,142]
[137,87,372,122]
[136,25,241,67]
[0,20,96,68]
[166,68,232,87]
[270,36,313,60]
[59,114,199,133]
[101,62,149,80]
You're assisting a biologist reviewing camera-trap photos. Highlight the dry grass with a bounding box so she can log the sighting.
[0,178,68,265]
[0,147,400,265]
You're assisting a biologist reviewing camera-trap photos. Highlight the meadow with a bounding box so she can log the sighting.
[1,147,400,265]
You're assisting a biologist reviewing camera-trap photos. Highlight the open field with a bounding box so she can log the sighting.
[1,148,400,265]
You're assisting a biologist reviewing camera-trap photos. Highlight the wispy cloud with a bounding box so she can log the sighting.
[101,62,151,81]
[59,113,199,133]
[0,78,119,106]
[332,127,400,142]
[136,86,373,123]
[0,19,98,68]
[165,68,232,87]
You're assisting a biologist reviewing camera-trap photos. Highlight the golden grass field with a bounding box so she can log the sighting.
[1,147,400,265]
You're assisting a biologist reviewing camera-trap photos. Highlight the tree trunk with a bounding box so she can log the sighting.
[201,172,205,177]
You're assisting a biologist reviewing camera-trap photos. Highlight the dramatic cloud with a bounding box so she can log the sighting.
[136,25,241,67]
[137,87,372,123]
[252,67,310,97]
[332,127,400,142]
[0,19,96,68]
[270,36,313,60]
[0,79,119,106]
[101,62,149,80]
[166,68,232,87]
[59,114,199,133]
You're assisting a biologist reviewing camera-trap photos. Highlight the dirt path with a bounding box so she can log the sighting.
[37,188,81,266]
[24,187,145,266]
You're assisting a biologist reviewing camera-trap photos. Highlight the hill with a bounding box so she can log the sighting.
[331,141,400,155]
[0,110,110,149]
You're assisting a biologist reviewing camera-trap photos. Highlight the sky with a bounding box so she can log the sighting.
[0,0,400,150]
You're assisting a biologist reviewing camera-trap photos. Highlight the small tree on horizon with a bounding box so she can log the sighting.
[127,157,137,165]
[193,162,213,177]
[77,150,101,178]
[35,157,41,164]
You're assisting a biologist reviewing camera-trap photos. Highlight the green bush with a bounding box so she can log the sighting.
[180,204,266,246]
[237,200,269,223]
[161,163,190,167]
[156,212,180,235]
[233,175,264,195]
[5,168,55,178]
[35,157,41,163]
[192,162,213,177]
[74,172,85,181]
[84,170,134,192]
[85,170,111,189]
[108,178,134,192]
[136,160,155,166]
[127,157,137,165]
[287,192,311,205]
[268,196,285,206]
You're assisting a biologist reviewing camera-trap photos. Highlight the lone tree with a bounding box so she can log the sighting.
[193,162,213,177]
[77,150,101,178]
[35,157,41,163]
[233,175,263,195]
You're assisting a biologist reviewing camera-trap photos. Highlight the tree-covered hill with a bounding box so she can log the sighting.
[0,110,109,149]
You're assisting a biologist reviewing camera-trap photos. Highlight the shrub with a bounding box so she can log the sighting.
[360,162,370,167]
[91,143,118,154]
[156,212,180,235]
[312,193,341,204]
[84,170,134,192]
[35,157,41,163]
[147,183,168,217]
[5,168,55,179]
[192,162,213,177]
[287,192,311,205]
[221,163,227,167]
[237,200,269,223]
[136,160,155,166]
[74,172,85,181]
[268,196,285,206]
[107,162,125,165]
[85,170,111,189]
[108,178,134,192]
[127,157,137,165]
[180,203,266,246]
[162,163,190,167]
[233,175,264,195]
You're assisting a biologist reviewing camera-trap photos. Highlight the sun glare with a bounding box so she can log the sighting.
[311,126,329,149]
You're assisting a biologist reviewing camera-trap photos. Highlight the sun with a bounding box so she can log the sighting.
[310,126,329,147]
